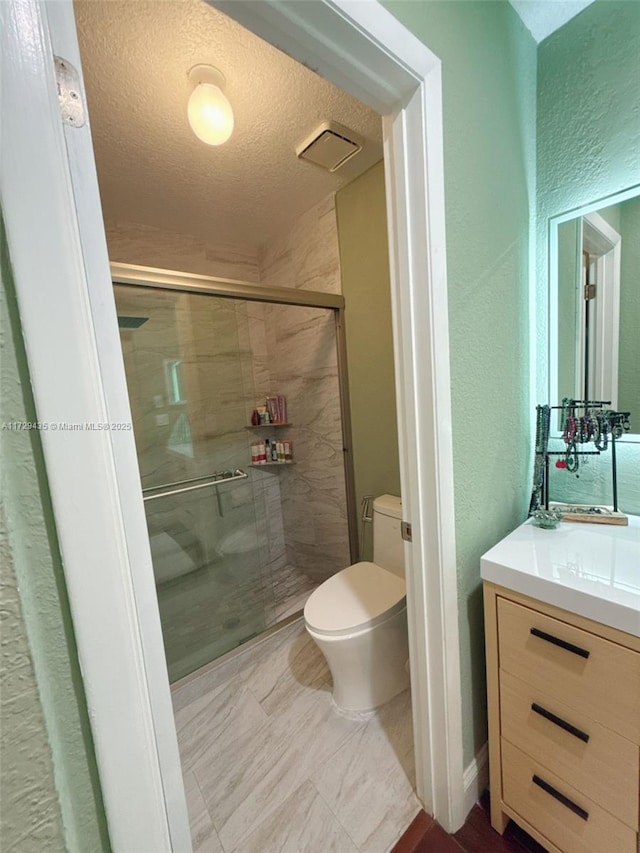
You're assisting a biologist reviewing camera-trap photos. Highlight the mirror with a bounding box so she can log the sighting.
[550,185,640,438]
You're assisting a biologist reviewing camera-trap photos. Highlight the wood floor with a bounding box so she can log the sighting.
[392,793,548,853]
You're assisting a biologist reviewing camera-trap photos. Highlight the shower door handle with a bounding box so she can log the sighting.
[142,468,248,502]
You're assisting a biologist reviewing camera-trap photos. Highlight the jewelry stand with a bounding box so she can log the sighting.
[532,400,630,525]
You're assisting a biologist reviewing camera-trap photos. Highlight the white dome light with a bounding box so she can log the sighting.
[187,65,234,146]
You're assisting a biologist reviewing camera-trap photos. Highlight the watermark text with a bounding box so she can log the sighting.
[2,421,132,432]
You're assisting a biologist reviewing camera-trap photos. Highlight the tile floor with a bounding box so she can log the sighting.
[271,562,318,622]
[172,619,420,853]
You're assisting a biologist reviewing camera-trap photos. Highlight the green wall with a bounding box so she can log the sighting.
[538,0,640,515]
[384,1,537,765]
[336,162,401,560]
[0,218,110,852]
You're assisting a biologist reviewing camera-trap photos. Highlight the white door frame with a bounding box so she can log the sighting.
[581,213,621,407]
[2,0,464,849]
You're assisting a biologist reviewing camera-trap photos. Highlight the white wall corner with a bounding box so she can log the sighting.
[462,742,489,819]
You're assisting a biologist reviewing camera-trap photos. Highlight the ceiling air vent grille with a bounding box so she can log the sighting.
[296,121,363,172]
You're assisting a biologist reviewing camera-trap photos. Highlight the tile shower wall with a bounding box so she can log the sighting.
[108,223,282,596]
[118,288,258,513]
[256,196,350,580]
[264,303,349,580]
[107,219,260,282]
[115,284,277,679]
[258,195,341,295]
[236,301,287,591]
[121,287,265,568]
[109,203,350,601]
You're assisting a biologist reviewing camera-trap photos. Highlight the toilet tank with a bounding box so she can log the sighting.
[372,495,404,578]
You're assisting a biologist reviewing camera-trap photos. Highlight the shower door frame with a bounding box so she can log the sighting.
[112,261,360,569]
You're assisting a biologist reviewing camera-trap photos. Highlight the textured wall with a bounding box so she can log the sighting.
[0,220,109,851]
[335,161,401,560]
[0,517,66,853]
[537,0,640,515]
[384,1,537,765]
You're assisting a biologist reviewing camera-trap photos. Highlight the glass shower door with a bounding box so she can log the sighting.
[115,284,273,682]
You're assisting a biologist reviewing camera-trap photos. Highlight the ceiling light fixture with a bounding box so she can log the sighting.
[187,65,234,146]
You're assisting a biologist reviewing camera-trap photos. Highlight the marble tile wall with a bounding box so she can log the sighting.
[112,201,350,675]
[114,284,280,675]
[106,219,260,282]
[110,206,349,583]
[255,195,351,581]
[258,194,342,294]
[236,301,287,576]
[261,303,350,580]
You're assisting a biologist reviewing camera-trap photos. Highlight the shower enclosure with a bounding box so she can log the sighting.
[113,264,356,682]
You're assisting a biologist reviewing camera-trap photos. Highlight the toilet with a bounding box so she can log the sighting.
[304,495,409,711]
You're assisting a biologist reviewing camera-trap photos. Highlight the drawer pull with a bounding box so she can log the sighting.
[532,775,589,821]
[531,703,590,743]
[530,627,590,659]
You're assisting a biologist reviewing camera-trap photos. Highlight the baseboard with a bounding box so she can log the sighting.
[462,742,489,819]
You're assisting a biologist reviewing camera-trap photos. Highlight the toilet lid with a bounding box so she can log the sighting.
[304,562,406,636]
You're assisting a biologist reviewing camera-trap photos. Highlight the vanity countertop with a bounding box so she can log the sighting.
[481,515,640,637]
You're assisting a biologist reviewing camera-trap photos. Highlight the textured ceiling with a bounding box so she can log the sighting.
[74,0,383,249]
[509,0,596,43]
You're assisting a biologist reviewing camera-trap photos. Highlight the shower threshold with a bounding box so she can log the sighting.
[169,609,305,693]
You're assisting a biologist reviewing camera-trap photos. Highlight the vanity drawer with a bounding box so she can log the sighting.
[501,740,637,853]
[500,669,639,829]
[497,597,640,743]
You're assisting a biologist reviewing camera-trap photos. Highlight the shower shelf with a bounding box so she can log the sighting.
[249,462,295,468]
[244,423,291,429]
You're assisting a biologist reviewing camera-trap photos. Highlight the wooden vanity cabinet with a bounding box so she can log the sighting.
[483,582,640,853]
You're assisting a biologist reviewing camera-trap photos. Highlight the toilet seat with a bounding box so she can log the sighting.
[304,561,406,637]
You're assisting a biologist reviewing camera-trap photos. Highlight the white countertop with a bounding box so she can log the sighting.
[481,515,640,637]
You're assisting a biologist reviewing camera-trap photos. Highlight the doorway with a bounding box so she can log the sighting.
[2,0,462,846]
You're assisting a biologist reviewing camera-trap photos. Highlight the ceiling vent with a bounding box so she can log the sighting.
[296,121,363,172]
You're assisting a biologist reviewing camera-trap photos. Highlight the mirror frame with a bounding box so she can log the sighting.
[548,182,640,442]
